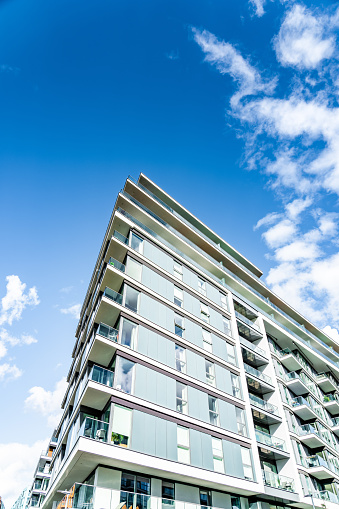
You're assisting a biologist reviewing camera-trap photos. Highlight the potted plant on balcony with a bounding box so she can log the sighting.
[111,432,127,446]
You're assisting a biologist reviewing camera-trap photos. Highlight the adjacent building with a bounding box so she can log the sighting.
[27,434,58,508]
[37,174,339,509]
[11,488,30,509]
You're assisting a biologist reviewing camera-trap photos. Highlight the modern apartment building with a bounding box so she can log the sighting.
[39,174,339,509]
[11,488,30,509]
[26,434,58,508]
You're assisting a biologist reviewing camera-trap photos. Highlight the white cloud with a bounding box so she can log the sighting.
[263,219,297,248]
[0,438,48,509]
[0,363,22,381]
[274,4,335,69]
[59,286,74,294]
[25,377,67,428]
[323,325,339,344]
[191,28,276,107]
[249,0,266,17]
[60,303,81,319]
[0,328,37,347]
[0,275,39,326]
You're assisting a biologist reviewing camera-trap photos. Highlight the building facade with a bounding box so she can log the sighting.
[27,434,58,508]
[11,488,30,509]
[39,174,339,509]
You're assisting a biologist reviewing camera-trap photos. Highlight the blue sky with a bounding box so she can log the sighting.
[1,0,339,505]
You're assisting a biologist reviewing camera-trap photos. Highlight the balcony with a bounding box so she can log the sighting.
[306,455,339,480]
[317,373,338,393]
[249,393,281,424]
[299,424,326,448]
[278,349,305,372]
[291,397,317,420]
[317,489,339,504]
[97,323,119,343]
[285,371,310,396]
[89,365,114,388]
[244,363,273,394]
[323,393,339,416]
[237,321,262,342]
[108,257,126,273]
[103,287,123,305]
[240,337,268,368]
[262,470,294,492]
[332,417,339,436]
[255,430,288,460]
[79,417,109,442]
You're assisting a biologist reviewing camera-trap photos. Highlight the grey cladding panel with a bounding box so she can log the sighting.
[212,334,228,361]
[209,308,223,332]
[215,364,232,395]
[189,429,203,468]
[206,283,220,306]
[185,319,203,348]
[219,399,238,433]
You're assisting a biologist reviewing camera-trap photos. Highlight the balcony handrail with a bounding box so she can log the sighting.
[248,393,278,415]
[262,470,294,491]
[96,323,119,343]
[113,230,129,245]
[240,336,266,357]
[255,430,286,451]
[103,287,123,304]
[108,257,126,273]
[235,310,260,332]
[243,363,272,384]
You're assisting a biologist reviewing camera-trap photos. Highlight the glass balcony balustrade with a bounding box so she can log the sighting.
[306,455,331,470]
[323,393,339,403]
[255,430,286,451]
[248,393,279,415]
[292,396,310,408]
[79,417,109,442]
[108,257,126,273]
[89,365,114,387]
[234,310,260,331]
[113,230,129,245]
[97,323,119,343]
[103,287,123,305]
[318,490,339,504]
[262,470,294,491]
[299,424,320,437]
[244,363,272,384]
[240,337,266,357]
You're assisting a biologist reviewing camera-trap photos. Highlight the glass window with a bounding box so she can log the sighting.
[241,447,253,480]
[177,426,190,464]
[200,303,210,323]
[120,318,138,349]
[121,472,135,492]
[136,477,150,495]
[198,279,207,296]
[162,481,174,503]
[175,345,186,373]
[126,258,142,282]
[205,360,216,386]
[124,285,140,313]
[174,314,185,337]
[226,343,236,365]
[176,382,188,414]
[111,405,132,447]
[200,490,212,507]
[208,396,219,426]
[114,357,135,394]
[173,261,183,281]
[220,293,228,311]
[231,498,241,509]
[130,233,143,254]
[212,438,224,473]
[202,329,213,353]
[223,317,231,335]
[236,407,247,436]
[174,286,184,307]
[231,373,241,398]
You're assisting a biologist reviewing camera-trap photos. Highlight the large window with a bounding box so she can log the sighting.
[174,286,184,308]
[175,344,186,373]
[174,314,185,338]
[176,382,188,414]
[200,490,212,506]
[231,373,241,398]
[111,405,132,447]
[226,342,237,365]
[202,329,212,353]
[120,318,138,349]
[223,317,231,335]
[124,285,140,313]
[212,438,224,473]
[162,481,174,505]
[120,473,150,509]
[177,426,190,464]
[130,233,144,254]
[205,360,216,386]
[200,303,210,324]
[241,447,253,480]
[208,396,219,426]
[114,357,135,394]
[236,407,247,436]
